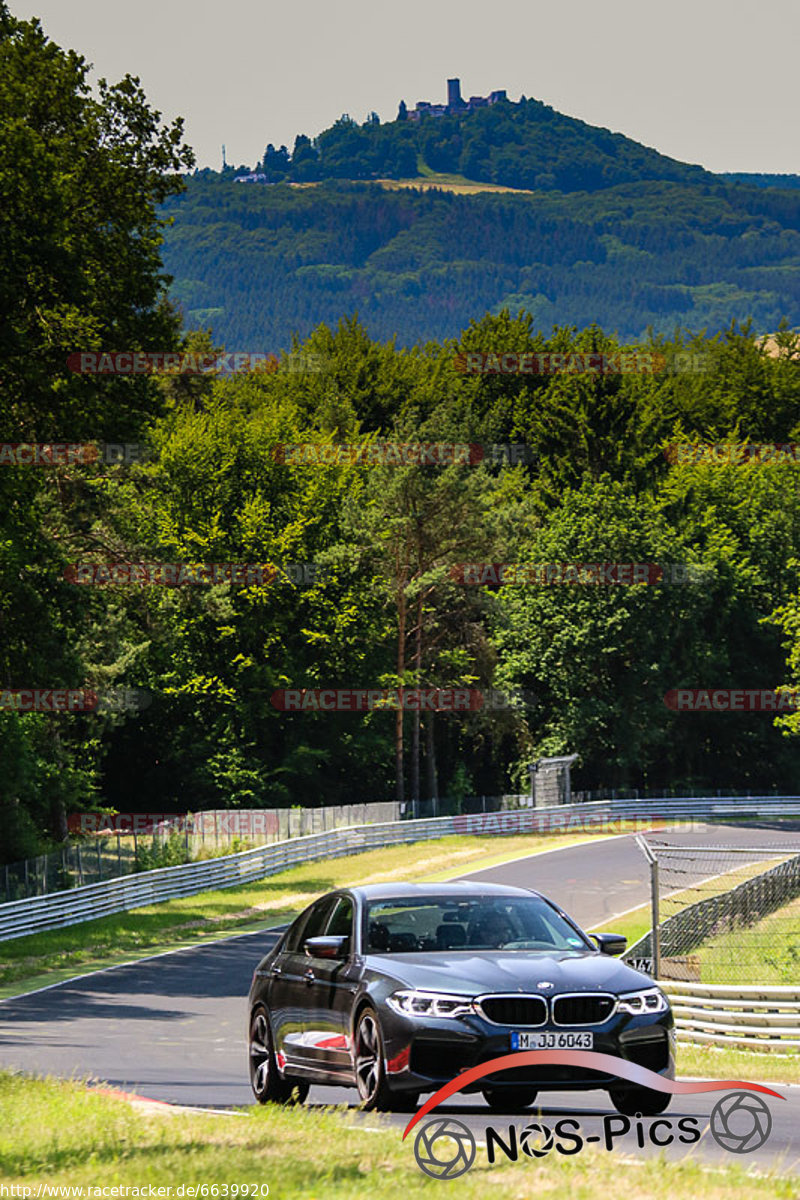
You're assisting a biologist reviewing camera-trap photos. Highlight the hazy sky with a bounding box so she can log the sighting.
[12,0,800,174]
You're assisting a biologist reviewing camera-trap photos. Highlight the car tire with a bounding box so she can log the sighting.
[249,1004,309,1106]
[608,1086,671,1116]
[482,1087,538,1113]
[353,1007,396,1111]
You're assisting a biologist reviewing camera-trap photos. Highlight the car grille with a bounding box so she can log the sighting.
[552,994,616,1025]
[478,995,547,1026]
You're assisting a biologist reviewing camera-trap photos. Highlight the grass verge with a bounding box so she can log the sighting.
[0,1072,796,1197]
[696,893,800,984]
[0,830,622,998]
[677,1042,800,1085]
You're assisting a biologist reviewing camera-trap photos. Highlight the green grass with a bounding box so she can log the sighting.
[587,905,653,947]
[0,831,618,998]
[0,1072,796,1198]
[677,1041,800,1084]
[695,893,800,985]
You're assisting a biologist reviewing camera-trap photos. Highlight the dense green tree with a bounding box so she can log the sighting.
[0,2,192,857]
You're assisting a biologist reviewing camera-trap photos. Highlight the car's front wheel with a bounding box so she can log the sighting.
[353,1007,400,1111]
[482,1087,538,1113]
[249,1004,309,1105]
[609,1086,671,1116]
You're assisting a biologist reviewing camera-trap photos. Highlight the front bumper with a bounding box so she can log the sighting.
[381,1006,675,1094]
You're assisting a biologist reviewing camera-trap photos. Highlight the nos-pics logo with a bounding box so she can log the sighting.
[404,1050,782,1179]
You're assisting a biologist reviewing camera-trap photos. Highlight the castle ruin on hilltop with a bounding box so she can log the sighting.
[405,78,507,121]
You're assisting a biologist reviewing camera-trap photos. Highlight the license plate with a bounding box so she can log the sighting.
[511,1031,594,1050]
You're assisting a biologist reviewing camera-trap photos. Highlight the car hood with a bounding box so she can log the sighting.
[367,950,653,995]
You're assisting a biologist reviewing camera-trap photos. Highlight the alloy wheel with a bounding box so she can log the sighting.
[355,1011,382,1104]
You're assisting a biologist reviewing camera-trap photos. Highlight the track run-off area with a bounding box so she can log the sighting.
[1,824,799,1173]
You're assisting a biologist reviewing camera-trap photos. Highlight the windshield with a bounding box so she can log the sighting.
[365,895,592,954]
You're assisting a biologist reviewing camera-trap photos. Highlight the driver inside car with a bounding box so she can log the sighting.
[467,907,516,948]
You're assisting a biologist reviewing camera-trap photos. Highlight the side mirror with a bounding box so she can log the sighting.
[591,932,627,956]
[304,935,349,960]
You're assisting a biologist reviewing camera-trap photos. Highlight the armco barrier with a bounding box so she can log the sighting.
[2,795,800,943]
[660,981,800,1050]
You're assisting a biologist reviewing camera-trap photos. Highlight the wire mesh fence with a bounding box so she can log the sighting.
[0,802,401,902]
[629,839,800,984]
[1,796,546,903]
[0,840,139,902]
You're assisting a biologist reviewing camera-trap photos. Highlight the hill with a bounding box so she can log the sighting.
[160,95,800,349]
[161,172,800,348]
[722,173,800,189]
[250,93,714,193]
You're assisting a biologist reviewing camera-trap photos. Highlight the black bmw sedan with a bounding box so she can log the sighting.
[247,881,674,1115]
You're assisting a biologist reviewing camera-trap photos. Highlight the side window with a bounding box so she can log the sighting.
[325,896,354,940]
[283,898,335,952]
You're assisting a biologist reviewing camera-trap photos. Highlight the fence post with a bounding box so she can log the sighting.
[117,834,122,874]
[635,835,660,978]
[96,840,102,882]
[650,856,660,979]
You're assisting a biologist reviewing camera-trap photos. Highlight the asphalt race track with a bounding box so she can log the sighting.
[1,824,799,1173]
[460,822,800,928]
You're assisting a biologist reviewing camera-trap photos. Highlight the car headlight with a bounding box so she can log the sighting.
[617,987,669,1015]
[386,989,475,1018]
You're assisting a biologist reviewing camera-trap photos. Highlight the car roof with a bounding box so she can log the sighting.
[348,881,544,901]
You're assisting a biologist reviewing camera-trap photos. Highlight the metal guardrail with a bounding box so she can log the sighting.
[2,794,800,944]
[660,981,800,1050]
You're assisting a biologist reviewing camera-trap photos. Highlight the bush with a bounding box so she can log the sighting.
[135,832,190,872]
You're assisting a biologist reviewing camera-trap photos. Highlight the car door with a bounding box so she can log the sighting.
[269,896,337,1069]
[301,894,361,1076]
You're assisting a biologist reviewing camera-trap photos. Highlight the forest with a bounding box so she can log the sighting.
[4,2,800,861]
[162,173,800,348]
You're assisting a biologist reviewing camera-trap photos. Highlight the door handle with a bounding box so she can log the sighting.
[270,965,282,977]
[304,968,315,984]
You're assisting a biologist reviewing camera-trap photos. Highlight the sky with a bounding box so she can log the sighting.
[12,0,800,175]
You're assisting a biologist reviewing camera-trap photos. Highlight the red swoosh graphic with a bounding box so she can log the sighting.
[401,1050,784,1139]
